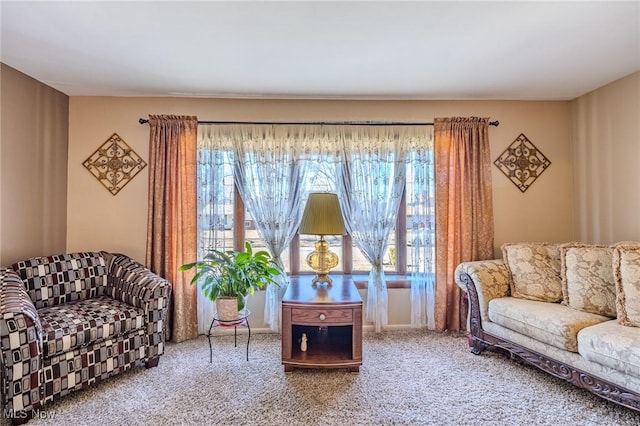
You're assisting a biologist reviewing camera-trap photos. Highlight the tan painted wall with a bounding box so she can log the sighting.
[571,71,640,243]
[0,64,69,266]
[68,98,575,259]
[68,97,574,328]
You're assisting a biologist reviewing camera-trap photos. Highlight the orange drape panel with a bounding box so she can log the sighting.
[146,115,198,342]
[434,117,495,331]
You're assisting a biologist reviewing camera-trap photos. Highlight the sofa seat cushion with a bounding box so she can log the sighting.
[488,297,609,352]
[578,320,640,379]
[38,296,145,357]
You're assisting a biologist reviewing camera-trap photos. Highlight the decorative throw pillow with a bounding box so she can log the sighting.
[560,244,616,317]
[613,246,640,327]
[502,242,563,302]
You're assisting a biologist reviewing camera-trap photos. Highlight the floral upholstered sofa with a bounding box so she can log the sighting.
[455,242,640,411]
[0,252,171,424]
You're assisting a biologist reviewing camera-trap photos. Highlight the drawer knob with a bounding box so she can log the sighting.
[319,314,326,321]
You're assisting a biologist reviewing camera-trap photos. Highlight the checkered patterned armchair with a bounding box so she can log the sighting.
[0,252,171,423]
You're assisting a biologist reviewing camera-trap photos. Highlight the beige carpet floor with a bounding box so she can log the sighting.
[15,330,640,426]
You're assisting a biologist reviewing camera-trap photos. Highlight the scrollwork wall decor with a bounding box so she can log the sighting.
[494,133,550,193]
[83,133,147,195]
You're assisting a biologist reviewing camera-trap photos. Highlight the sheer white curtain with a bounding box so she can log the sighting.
[200,125,324,331]
[230,125,315,331]
[196,128,235,334]
[407,139,436,329]
[335,126,419,332]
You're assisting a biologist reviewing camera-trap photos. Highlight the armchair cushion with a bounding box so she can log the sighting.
[38,296,145,357]
[12,252,108,309]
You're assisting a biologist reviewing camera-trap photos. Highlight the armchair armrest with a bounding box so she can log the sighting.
[105,253,171,308]
[0,268,43,412]
[455,259,510,324]
[104,254,172,360]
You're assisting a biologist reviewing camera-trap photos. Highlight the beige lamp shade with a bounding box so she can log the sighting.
[299,193,346,236]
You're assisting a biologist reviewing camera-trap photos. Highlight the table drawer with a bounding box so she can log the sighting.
[291,308,353,325]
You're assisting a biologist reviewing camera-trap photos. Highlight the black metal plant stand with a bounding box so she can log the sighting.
[207,310,251,362]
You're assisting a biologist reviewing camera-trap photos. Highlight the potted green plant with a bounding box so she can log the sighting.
[179,242,281,321]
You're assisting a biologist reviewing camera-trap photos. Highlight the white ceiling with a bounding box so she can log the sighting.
[1,1,639,100]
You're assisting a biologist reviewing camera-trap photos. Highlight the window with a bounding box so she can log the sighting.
[288,161,406,275]
[198,156,419,277]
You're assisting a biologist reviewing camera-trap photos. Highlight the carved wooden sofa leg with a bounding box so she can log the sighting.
[460,273,491,356]
[145,357,160,368]
[470,336,490,355]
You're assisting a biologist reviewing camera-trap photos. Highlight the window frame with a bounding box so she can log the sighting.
[232,182,409,278]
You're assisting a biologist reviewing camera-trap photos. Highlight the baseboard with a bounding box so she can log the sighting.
[363,324,416,332]
[204,323,417,336]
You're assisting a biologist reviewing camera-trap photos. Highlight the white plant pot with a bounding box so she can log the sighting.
[216,297,240,322]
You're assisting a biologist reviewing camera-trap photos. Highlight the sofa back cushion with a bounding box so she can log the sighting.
[613,246,640,327]
[502,242,563,302]
[12,252,108,308]
[561,244,617,318]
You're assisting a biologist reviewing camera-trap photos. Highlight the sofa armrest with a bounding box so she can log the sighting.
[0,268,43,412]
[455,259,510,325]
[104,253,172,359]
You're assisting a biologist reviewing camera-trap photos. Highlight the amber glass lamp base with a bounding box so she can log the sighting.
[306,236,339,286]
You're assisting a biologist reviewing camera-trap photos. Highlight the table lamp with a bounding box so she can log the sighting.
[299,192,347,286]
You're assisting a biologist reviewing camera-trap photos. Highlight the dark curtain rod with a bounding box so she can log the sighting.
[138,118,499,127]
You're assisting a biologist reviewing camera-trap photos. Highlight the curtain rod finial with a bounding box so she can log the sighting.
[139,118,149,125]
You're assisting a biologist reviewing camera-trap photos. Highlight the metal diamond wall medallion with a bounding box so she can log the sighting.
[83,133,147,195]
[494,133,550,193]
